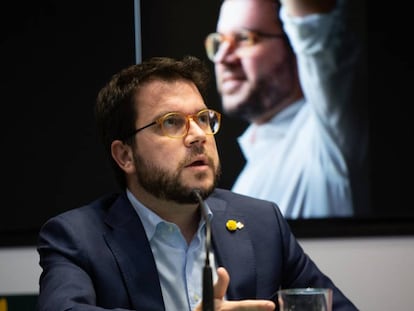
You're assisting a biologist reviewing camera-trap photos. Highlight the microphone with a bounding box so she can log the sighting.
[192,189,214,311]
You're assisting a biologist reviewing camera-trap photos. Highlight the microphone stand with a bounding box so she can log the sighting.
[192,189,214,311]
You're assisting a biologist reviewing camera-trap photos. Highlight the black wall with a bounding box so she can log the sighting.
[1,0,135,245]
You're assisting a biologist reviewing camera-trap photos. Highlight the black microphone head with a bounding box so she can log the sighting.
[191,188,202,202]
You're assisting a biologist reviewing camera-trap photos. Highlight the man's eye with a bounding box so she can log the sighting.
[235,33,253,44]
[197,114,209,125]
[163,116,185,128]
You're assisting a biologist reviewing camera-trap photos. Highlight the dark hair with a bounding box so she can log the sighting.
[95,55,211,189]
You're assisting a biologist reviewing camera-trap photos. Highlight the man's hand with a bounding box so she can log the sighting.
[194,267,276,311]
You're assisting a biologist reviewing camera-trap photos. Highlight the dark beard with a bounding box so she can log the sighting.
[133,147,221,204]
[225,78,283,122]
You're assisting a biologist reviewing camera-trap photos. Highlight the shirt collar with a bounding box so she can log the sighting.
[239,99,304,144]
[126,189,163,241]
[126,189,213,241]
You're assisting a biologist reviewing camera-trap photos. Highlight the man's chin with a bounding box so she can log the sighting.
[222,95,248,115]
[222,102,241,116]
[182,182,215,199]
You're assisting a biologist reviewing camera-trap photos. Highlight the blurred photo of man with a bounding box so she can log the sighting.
[205,0,369,218]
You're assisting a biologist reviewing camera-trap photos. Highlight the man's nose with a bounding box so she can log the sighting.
[185,118,207,146]
[214,39,238,63]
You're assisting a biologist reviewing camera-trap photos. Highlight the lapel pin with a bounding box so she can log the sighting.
[226,219,244,232]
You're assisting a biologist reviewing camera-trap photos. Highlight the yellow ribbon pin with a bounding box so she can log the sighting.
[226,219,244,232]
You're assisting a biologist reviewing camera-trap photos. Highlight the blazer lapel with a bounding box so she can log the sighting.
[103,193,165,311]
[207,196,257,300]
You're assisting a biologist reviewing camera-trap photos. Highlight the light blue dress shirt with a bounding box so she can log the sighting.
[127,190,217,311]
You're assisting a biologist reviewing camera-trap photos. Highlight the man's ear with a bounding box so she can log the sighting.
[111,140,135,173]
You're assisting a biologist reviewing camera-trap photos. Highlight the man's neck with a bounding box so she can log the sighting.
[128,186,201,244]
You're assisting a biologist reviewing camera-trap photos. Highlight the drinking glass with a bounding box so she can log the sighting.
[277,288,332,311]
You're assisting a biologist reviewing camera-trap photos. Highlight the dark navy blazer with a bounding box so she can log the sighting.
[37,188,358,310]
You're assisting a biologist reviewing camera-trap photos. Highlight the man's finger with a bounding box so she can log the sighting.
[214,267,230,299]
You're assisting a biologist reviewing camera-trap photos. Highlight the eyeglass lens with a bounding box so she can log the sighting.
[206,32,254,61]
[161,109,220,137]
[205,30,285,61]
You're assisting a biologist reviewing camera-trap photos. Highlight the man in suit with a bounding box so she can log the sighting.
[37,56,358,310]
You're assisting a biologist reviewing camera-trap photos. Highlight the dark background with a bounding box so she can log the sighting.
[1,0,413,246]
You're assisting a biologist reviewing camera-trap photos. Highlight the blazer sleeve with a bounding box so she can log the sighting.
[37,206,135,311]
[274,205,359,311]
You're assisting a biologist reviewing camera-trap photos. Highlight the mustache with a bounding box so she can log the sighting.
[190,144,204,156]
[180,145,213,168]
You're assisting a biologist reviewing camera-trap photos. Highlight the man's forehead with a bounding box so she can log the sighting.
[218,0,280,31]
